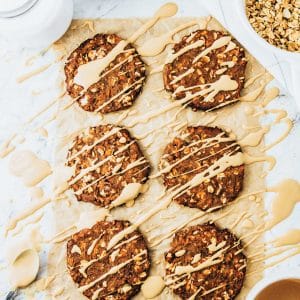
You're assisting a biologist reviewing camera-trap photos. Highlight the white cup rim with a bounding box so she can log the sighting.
[246,271,300,299]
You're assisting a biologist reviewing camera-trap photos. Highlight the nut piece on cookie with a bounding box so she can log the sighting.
[67,124,150,208]
[165,223,246,300]
[65,33,146,114]
[159,126,244,211]
[67,220,151,300]
[163,29,247,111]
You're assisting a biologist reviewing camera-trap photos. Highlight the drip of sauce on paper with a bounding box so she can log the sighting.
[261,87,280,107]
[109,183,143,208]
[244,72,265,88]
[255,279,300,300]
[137,21,198,57]
[267,179,300,228]
[76,209,109,230]
[5,197,51,234]
[263,118,293,151]
[5,228,42,289]
[128,75,238,127]
[9,150,52,187]
[49,208,109,243]
[74,2,178,89]
[17,64,51,83]
[239,126,270,147]
[8,249,39,289]
[29,187,44,200]
[141,276,166,299]
[272,229,300,247]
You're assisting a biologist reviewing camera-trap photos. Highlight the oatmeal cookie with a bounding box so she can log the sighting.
[159,126,244,211]
[163,30,247,111]
[67,220,151,300]
[67,124,150,207]
[65,33,146,114]
[165,223,246,299]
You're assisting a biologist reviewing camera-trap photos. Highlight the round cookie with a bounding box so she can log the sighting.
[65,33,146,114]
[159,126,244,211]
[163,29,247,111]
[67,124,150,207]
[67,220,151,300]
[165,223,246,300]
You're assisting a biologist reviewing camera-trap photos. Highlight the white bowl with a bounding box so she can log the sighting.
[246,271,300,299]
[235,0,300,109]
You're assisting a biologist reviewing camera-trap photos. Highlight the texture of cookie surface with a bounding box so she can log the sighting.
[163,29,247,111]
[159,126,244,211]
[165,223,246,300]
[67,220,151,300]
[67,125,150,207]
[65,33,146,114]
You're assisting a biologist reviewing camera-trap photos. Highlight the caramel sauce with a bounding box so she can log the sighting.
[255,279,300,300]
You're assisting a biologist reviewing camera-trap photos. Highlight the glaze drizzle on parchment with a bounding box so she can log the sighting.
[2,6,298,298]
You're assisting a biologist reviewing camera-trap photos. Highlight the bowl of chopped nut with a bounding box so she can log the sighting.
[236,0,300,108]
[244,0,299,54]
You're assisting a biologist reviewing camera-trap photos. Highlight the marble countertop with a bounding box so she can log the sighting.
[0,0,300,298]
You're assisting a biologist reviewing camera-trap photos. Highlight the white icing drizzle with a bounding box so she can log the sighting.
[79,250,147,293]
[138,21,198,57]
[69,141,135,186]
[68,127,122,161]
[74,2,178,90]
[110,249,120,262]
[128,75,238,127]
[141,276,166,299]
[193,36,231,63]
[94,77,145,113]
[109,183,143,208]
[166,39,205,64]
[74,156,146,196]
[175,249,186,257]
[71,245,81,255]
[170,68,195,84]
[224,41,236,53]
[172,246,229,275]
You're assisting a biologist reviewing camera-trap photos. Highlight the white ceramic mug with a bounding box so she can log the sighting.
[0,0,73,49]
[246,270,300,299]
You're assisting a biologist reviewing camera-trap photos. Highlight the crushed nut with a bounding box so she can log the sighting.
[246,0,300,52]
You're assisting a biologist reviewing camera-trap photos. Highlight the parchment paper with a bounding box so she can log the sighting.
[45,17,267,300]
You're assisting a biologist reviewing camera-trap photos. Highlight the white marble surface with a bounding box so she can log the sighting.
[0,0,300,298]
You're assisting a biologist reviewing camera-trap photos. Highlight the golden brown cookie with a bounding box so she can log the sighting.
[65,33,146,114]
[165,223,246,300]
[67,125,150,207]
[159,126,244,211]
[163,30,247,111]
[67,220,151,300]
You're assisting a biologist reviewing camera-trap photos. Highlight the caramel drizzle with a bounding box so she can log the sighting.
[67,127,122,162]
[4,10,296,296]
[192,36,231,63]
[137,21,199,57]
[150,190,264,247]
[74,3,178,90]
[17,63,52,84]
[74,157,146,196]
[263,118,293,151]
[127,75,238,128]
[78,250,147,293]
[77,234,140,277]
[68,141,135,186]
[0,92,65,159]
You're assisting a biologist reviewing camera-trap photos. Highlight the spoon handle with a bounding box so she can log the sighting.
[6,290,18,300]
